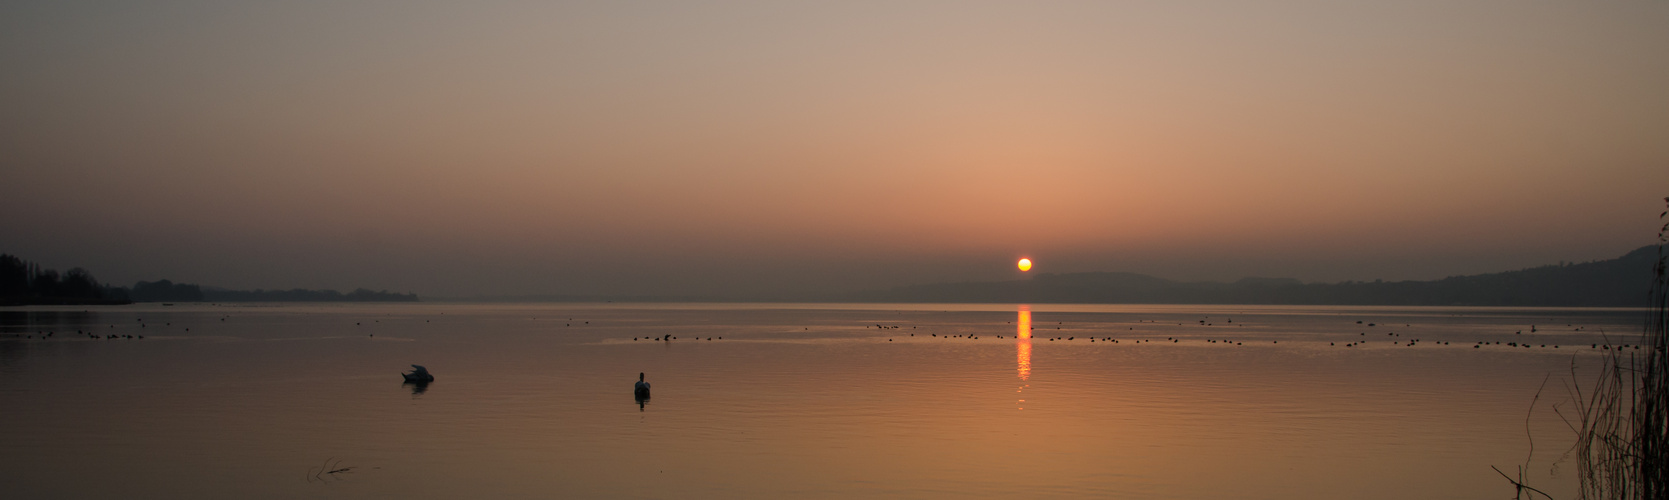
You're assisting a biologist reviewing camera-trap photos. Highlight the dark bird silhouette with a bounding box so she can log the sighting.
[402,365,434,383]
[634,373,651,399]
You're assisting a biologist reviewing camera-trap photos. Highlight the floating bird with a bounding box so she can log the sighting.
[402,365,434,383]
[634,373,651,399]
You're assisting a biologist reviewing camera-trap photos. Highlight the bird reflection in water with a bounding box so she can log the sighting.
[1017,305,1031,410]
[403,380,430,396]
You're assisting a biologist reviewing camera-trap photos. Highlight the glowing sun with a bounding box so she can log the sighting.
[1017,258,1032,272]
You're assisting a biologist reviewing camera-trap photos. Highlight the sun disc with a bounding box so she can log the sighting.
[1017,258,1032,272]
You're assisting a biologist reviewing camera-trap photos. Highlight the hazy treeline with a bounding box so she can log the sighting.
[0,254,130,305]
[843,245,1659,307]
[202,288,418,302]
[124,281,416,302]
[1,252,418,304]
[130,280,203,302]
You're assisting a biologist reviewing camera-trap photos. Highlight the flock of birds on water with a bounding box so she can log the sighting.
[812,317,1650,353]
[5,311,1656,389]
[3,312,1653,353]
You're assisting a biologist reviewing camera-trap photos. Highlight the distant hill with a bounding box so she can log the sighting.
[836,245,1661,307]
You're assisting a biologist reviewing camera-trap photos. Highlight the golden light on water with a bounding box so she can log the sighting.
[1016,339,1031,383]
[1017,305,1031,382]
[1017,258,1032,272]
[1017,305,1031,340]
[1017,305,1032,408]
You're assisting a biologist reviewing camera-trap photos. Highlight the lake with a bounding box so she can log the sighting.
[0,302,1649,499]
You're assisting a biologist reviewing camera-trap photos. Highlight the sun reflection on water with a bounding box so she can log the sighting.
[1017,305,1031,409]
[1017,305,1031,340]
[1017,339,1031,381]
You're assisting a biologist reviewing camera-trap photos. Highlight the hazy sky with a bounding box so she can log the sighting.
[3,1,1666,297]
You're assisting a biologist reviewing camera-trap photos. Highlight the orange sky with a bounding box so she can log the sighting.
[2,1,1666,296]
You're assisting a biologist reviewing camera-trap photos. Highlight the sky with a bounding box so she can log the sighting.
[2,0,1666,298]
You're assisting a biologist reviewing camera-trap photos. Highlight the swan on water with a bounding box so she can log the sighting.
[634,372,651,399]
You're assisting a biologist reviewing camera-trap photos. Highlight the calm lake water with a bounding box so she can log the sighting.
[0,302,1650,499]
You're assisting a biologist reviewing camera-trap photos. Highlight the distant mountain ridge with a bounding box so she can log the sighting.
[835,246,1661,307]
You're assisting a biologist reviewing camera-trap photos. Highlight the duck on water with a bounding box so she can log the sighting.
[403,365,434,383]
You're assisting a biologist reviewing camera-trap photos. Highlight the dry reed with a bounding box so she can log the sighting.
[1560,198,1669,499]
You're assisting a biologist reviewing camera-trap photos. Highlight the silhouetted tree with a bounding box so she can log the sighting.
[59,268,101,298]
[0,253,118,305]
[30,269,59,297]
[0,254,30,297]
